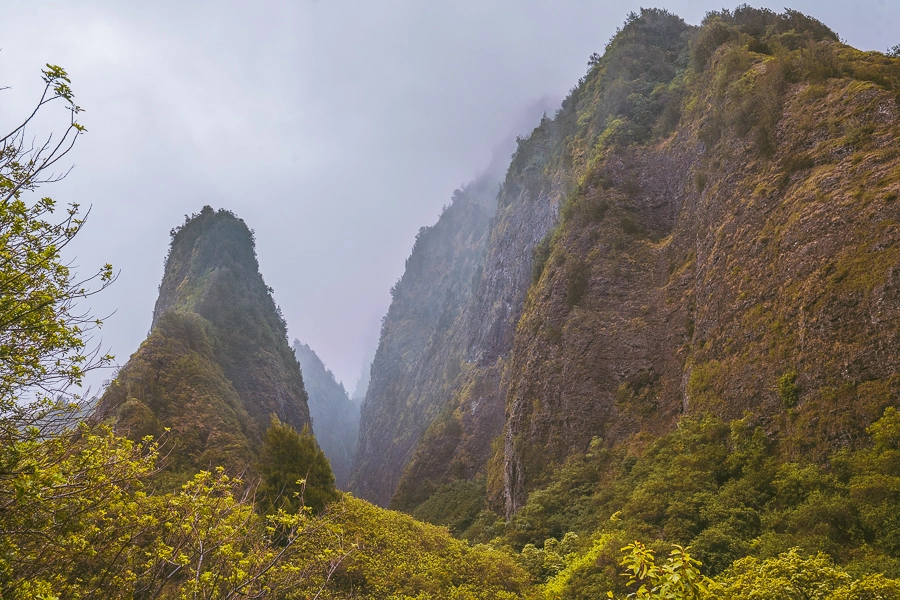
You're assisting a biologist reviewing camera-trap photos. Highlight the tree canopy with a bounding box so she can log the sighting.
[258,415,339,515]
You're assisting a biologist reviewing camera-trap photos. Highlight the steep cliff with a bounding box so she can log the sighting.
[95,207,313,484]
[350,175,498,507]
[501,7,900,514]
[356,6,900,529]
[383,119,570,528]
[292,340,359,489]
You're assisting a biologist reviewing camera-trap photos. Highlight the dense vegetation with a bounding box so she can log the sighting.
[0,66,531,599]
[463,408,900,597]
[94,206,314,486]
[257,415,338,514]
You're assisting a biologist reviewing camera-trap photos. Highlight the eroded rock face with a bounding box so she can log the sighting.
[388,135,567,515]
[502,73,900,515]
[357,8,900,524]
[350,177,498,506]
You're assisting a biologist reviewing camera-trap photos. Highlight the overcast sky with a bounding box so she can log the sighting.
[2,1,898,392]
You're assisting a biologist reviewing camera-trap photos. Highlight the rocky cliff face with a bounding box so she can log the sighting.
[293,340,359,489]
[350,175,498,507]
[383,119,573,519]
[95,207,313,484]
[500,8,900,514]
[356,7,900,524]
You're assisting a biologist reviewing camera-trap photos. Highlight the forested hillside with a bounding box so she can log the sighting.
[293,340,359,488]
[357,6,900,596]
[1,186,530,596]
[95,207,313,484]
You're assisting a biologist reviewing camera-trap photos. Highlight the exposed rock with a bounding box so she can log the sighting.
[357,8,900,524]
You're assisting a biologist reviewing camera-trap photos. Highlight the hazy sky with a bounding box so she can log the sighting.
[2,1,898,391]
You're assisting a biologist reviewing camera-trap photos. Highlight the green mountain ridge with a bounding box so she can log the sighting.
[95,206,313,486]
[355,5,900,559]
[71,6,900,596]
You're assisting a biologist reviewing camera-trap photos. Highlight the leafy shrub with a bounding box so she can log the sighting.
[777,371,801,408]
[708,549,900,599]
[532,236,553,285]
[257,415,338,514]
[612,541,710,599]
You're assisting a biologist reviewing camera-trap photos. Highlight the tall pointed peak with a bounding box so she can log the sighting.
[96,207,312,486]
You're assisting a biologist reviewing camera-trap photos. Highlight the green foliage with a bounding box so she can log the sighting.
[0,426,351,598]
[560,187,609,227]
[482,407,900,597]
[581,9,690,149]
[777,370,801,408]
[691,17,736,70]
[258,415,338,515]
[516,532,580,581]
[0,426,157,597]
[0,65,362,599]
[0,197,113,401]
[701,6,837,48]
[98,204,318,489]
[688,8,858,159]
[0,65,113,405]
[542,534,627,599]
[154,205,310,430]
[709,549,900,599]
[604,545,900,599]
[98,312,258,488]
[324,496,531,599]
[614,541,710,599]
[391,5,900,539]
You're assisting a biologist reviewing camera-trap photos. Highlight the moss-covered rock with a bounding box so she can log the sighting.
[94,207,313,487]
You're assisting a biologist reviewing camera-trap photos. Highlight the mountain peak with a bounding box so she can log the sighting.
[96,207,312,485]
